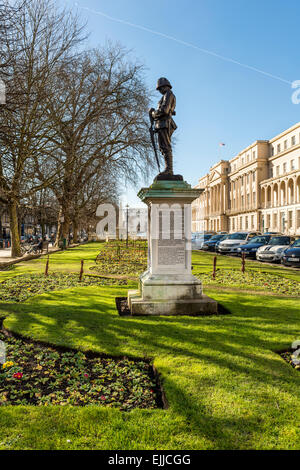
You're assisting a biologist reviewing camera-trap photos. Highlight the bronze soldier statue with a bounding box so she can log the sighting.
[149,78,182,181]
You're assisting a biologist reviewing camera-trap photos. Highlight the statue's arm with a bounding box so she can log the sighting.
[158,91,172,115]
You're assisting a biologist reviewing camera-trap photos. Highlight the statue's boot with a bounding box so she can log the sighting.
[163,153,173,175]
[155,152,182,181]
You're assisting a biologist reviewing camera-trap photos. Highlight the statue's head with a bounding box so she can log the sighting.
[156,77,172,93]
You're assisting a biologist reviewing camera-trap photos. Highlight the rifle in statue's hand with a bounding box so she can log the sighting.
[149,109,161,172]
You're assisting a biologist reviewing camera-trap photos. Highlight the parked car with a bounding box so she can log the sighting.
[192,232,214,250]
[281,239,300,268]
[256,236,295,263]
[215,235,230,253]
[202,234,228,252]
[237,235,273,258]
[218,231,261,255]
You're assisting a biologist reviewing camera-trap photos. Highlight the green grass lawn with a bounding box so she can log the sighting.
[0,243,299,450]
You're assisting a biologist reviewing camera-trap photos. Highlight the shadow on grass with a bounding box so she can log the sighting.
[2,285,300,448]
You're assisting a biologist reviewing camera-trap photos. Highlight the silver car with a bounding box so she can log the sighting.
[218,231,261,254]
[256,236,294,263]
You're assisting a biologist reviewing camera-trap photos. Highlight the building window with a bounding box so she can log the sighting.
[288,211,293,229]
[284,140,288,150]
[291,160,295,171]
[247,194,250,206]
[253,192,256,204]
[297,210,300,229]
[251,215,254,228]
[273,213,277,229]
[247,174,250,184]
[269,168,273,178]
[280,212,286,233]
[253,172,256,182]
[240,217,243,230]
[277,144,281,153]
[245,216,248,229]
[276,166,280,176]
[283,163,287,174]
[292,136,296,146]
[267,214,271,229]
[253,151,256,159]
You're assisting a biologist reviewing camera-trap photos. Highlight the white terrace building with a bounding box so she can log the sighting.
[192,122,300,236]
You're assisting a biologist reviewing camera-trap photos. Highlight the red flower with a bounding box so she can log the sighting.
[84,373,89,378]
[13,372,23,379]
[100,395,106,400]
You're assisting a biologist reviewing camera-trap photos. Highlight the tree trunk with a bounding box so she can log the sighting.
[9,199,22,257]
[41,221,46,238]
[55,207,62,247]
[61,214,70,243]
[72,217,79,243]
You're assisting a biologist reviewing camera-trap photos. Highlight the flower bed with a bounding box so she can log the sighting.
[91,242,147,276]
[0,331,160,409]
[199,270,300,296]
[0,273,127,303]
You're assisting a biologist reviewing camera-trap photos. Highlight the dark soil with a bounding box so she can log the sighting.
[0,327,164,410]
[279,349,300,371]
[116,297,131,316]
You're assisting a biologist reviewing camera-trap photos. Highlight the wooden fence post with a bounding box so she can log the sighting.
[79,259,84,281]
[45,255,50,276]
[213,256,217,279]
[241,253,246,274]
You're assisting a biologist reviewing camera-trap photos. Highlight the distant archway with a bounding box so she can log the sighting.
[280,181,286,205]
[267,186,272,207]
[287,179,294,205]
[261,187,266,208]
[273,183,279,207]
[296,176,300,203]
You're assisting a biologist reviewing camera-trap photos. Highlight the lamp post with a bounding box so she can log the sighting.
[126,204,129,248]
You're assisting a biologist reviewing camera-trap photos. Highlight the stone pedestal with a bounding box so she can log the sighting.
[128,180,218,316]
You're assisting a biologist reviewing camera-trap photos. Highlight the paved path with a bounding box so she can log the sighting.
[0,245,58,263]
[0,243,82,264]
[0,249,14,259]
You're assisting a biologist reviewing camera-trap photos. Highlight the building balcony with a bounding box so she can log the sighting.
[261,199,299,210]
[226,205,257,215]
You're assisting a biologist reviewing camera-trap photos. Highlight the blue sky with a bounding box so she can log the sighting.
[61,0,300,206]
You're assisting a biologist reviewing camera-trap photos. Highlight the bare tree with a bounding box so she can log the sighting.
[0,1,26,73]
[40,45,154,244]
[69,163,119,243]
[0,0,85,256]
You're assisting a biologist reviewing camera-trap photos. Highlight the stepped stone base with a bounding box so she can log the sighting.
[128,289,218,316]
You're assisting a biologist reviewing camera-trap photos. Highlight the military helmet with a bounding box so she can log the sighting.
[156,77,172,90]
